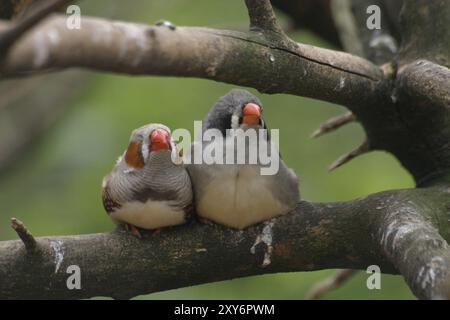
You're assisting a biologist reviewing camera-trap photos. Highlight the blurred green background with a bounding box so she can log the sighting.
[0,0,415,299]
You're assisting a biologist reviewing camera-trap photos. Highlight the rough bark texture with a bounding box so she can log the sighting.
[1,189,449,300]
[0,0,449,300]
[0,15,382,108]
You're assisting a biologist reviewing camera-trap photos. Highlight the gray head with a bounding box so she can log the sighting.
[203,89,266,136]
[119,123,180,169]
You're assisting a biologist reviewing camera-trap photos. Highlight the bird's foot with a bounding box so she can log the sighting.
[198,217,215,227]
[124,223,142,239]
[151,228,162,235]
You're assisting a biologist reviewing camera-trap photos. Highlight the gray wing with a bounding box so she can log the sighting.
[102,180,121,214]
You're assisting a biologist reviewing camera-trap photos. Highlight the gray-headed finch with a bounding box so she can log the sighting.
[186,89,299,229]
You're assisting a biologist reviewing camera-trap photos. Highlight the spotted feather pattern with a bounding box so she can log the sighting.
[102,185,121,214]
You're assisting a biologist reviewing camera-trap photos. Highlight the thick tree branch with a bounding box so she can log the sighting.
[0,199,389,299]
[0,0,72,58]
[397,60,450,111]
[0,15,383,108]
[1,188,450,299]
[399,0,450,67]
[375,195,450,299]
[390,60,450,186]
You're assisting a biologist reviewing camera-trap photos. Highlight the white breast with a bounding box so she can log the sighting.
[196,165,290,229]
[110,200,186,229]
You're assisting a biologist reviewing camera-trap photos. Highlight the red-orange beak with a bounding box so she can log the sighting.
[150,128,171,152]
[242,103,261,125]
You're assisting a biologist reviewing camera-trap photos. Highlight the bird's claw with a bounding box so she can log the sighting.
[199,217,215,227]
[124,224,142,239]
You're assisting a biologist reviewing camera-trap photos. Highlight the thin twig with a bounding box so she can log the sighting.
[329,139,370,171]
[11,217,37,251]
[305,269,357,299]
[311,112,356,138]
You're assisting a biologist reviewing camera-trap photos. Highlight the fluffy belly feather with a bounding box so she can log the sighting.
[110,200,186,229]
[197,166,289,229]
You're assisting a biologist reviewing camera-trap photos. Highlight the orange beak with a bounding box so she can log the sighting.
[150,128,171,152]
[242,103,261,125]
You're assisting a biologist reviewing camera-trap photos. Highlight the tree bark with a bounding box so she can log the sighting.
[0,15,382,109]
[1,188,449,300]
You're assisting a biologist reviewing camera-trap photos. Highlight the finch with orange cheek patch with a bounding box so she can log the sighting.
[187,89,299,229]
[102,123,193,238]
